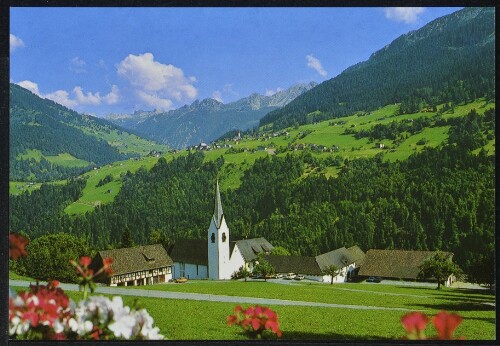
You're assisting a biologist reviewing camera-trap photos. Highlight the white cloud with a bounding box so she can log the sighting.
[69,57,87,73]
[16,80,119,109]
[17,80,41,95]
[384,7,425,24]
[212,90,223,103]
[10,34,25,52]
[117,52,197,110]
[45,89,78,108]
[73,86,102,105]
[103,85,120,105]
[265,87,283,96]
[306,54,328,77]
[136,90,173,110]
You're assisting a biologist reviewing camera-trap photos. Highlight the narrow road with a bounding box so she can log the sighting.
[9,280,413,312]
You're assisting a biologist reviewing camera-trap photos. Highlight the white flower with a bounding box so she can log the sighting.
[26,295,39,306]
[108,314,136,339]
[9,316,30,336]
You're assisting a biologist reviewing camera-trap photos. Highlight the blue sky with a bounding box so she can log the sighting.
[10,7,461,116]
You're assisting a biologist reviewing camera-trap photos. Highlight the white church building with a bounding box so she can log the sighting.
[169,180,274,280]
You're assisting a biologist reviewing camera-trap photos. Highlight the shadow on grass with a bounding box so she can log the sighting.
[466,317,496,325]
[410,301,495,312]
[396,286,495,303]
[281,330,390,341]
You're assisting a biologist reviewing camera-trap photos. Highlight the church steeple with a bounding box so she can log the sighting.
[214,179,224,228]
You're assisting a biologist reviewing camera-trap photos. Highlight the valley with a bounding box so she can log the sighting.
[7,6,495,342]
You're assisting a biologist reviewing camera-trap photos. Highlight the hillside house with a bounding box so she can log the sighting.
[91,244,173,286]
[358,249,456,286]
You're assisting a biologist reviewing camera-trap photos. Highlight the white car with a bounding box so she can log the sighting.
[284,273,296,280]
[274,273,284,279]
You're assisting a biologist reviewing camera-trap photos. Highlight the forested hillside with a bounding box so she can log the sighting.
[260,7,495,130]
[10,84,166,181]
[9,106,495,285]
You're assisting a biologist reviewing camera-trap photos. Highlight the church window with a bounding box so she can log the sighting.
[222,233,227,242]
[211,233,215,243]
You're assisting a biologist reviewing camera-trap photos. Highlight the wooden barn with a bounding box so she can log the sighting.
[91,244,173,286]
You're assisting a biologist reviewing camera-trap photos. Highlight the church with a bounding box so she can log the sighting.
[168,180,274,280]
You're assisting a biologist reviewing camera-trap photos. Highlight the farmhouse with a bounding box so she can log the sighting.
[265,246,366,283]
[264,255,322,279]
[91,244,173,286]
[358,249,456,287]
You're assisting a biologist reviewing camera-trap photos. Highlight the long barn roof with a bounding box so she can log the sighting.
[358,249,453,279]
[97,244,173,275]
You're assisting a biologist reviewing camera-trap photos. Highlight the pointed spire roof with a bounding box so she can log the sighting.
[214,179,224,228]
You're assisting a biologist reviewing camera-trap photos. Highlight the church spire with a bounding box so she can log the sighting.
[214,179,224,228]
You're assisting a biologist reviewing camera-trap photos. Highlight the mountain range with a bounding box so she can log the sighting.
[105,82,317,149]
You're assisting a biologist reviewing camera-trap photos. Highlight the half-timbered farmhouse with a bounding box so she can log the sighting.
[91,244,173,286]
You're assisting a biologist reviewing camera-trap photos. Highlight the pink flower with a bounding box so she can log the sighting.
[401,312,429,335]
[432,311,464,340]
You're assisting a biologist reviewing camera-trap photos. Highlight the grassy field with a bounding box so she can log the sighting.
[64,155,175,215]
[79,126,168,156]
[10,99,495,210]
[10,280,495,340]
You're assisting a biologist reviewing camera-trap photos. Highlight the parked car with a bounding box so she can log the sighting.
[294,274,305,281]
[274,273,284,279]
[175,277,188,283]
[366,276,381,283]
[284,273,296,280]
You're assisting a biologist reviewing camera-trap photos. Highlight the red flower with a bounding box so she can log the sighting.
[401,312,429,335]
[432,311,464,340]
[79,256,92,267]
[9,232,29,260]
[102,257,114,275]
[227,305,282,338]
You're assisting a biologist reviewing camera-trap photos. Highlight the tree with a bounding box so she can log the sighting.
[253,256,275,282]
[148,229,172,251]
[120,228,135,248]
[271,246,291,256]
[418,251,461,289]
[24,233,94,283]
[231,266,251,282]
[322,264,341,285]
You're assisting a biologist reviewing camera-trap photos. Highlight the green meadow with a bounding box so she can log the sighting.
[11,281,495,340]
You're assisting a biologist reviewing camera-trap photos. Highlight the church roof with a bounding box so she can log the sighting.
[169,238,208,266]
[214,180,224,229]
[232,237,274,261]
[95,244,173,275]
[315,247,356,271]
